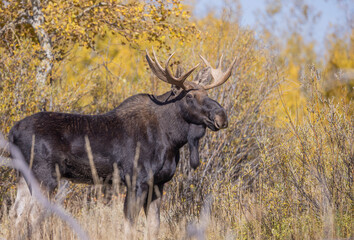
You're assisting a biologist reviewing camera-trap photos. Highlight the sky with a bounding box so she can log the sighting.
[188,0,352,56]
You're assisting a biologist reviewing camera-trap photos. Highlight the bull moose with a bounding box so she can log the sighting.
[9,50,236,238]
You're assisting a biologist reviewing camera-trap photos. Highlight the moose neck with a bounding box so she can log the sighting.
[153,91,206,169]
[110,91,205,150]
[152,91,205,149]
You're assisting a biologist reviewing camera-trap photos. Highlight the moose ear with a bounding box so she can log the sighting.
[171,64,184,95]
[187,124,206,170]
[171,85,181,95]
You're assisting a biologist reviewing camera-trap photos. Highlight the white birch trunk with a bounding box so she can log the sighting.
[29,0,53,87]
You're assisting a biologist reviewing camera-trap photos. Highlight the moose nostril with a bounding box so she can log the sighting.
[216,121,227,129]
[214,121,221,129]
[214,116,228,129]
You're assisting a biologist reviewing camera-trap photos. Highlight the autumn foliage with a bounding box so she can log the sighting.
[0,0,353,239]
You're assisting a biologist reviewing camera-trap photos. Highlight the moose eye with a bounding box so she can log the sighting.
[186,94,193,99]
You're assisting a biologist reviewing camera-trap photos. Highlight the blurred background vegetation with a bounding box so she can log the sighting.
[0,0,352,239]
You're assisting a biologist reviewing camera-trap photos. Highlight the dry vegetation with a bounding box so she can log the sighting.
[0,0,353,239]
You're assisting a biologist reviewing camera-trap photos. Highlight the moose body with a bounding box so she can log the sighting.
[9,92,211,189]
[9,50,236,238]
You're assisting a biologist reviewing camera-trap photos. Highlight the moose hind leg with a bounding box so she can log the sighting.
[10,176,41,227]
[10,176,30,223]
[11,160,58,228]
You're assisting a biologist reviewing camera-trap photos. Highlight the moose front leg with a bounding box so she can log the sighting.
[123,181,149,238]
[144,183,164,240]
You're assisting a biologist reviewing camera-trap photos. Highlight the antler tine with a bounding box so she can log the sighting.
[218,54,224,68]
[165,57,200,87]
[153,48,172,75]
[199,55,212,68]
[200,55,237,90]
[146,48,199,89]
[146,49,168,83]
[177,63,200,82]
[165,53,178,83]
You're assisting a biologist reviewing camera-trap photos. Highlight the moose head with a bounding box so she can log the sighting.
[146,49,236,168]
[146,50,236,131]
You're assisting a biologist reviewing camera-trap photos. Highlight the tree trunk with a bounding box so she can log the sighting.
[29,0,53,110]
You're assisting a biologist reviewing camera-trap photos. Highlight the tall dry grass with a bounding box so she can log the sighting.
[1,64,351,240]
[0,8,353,240]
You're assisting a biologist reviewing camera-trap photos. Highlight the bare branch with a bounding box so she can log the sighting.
[76,2,109,19]
[0,11,30,37]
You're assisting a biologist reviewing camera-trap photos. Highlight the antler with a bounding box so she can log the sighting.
[199,54,237,90]
[146,49,199,89]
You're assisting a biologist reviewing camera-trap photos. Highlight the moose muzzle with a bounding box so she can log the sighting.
[214,109,228,130]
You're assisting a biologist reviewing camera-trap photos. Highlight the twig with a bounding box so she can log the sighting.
[85,135,101,185]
